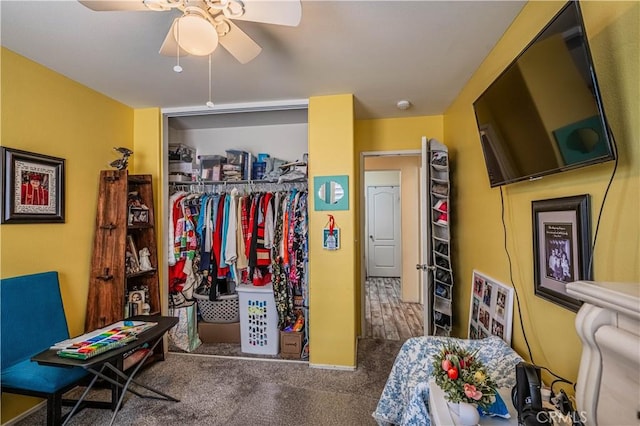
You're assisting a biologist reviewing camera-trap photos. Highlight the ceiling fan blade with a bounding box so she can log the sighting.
[219,20,262,64]
[78,0,151,11]
[159,19,190,57]
[233,0,302,27]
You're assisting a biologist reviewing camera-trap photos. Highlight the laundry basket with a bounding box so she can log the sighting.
[237,283,279,355]
[193,292,239,323]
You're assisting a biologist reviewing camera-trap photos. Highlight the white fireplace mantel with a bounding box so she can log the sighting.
[566,280,640,425]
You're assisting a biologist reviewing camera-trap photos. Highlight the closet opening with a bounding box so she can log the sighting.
[161,101,310,361]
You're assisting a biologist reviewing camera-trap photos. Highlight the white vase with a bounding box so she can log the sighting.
[447,401,480,426]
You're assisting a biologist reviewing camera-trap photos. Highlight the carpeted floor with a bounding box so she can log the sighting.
[169,341,292,360]
[15,338,405,426]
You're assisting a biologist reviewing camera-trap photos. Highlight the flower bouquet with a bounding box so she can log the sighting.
[432,342,497,410]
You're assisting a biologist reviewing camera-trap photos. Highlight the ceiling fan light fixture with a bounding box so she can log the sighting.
[222,0,244,19]
[175,9,219,56]
[213,16,231,36]
[79,0,302,64]
[205,0,244,18]
[143,0,174,11]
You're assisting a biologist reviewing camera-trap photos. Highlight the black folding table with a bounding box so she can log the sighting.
[32,315,179,426]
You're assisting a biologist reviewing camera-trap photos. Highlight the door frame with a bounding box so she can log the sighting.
[359,149,422,338]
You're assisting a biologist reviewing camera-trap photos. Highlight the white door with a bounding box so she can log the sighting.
[419,136,433,335]
[367,186,401,277]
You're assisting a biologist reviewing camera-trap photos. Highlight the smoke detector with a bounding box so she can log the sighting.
[396,100,411,110]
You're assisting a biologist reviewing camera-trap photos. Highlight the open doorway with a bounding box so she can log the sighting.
[361,153,424,341]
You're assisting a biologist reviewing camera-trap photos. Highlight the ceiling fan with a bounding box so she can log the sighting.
[78,0,302,64]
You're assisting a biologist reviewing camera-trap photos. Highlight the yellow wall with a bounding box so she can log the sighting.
[0,48,134,422]
[133,109,164,302]
[355,116,444,152]
[307,94,357,367]
[444,0,639,392]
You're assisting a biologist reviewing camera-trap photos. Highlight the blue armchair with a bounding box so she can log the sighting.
[1,271,92,425]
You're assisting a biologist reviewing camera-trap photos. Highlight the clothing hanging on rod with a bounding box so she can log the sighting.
[272,189,308,328]
[167,181,308,330]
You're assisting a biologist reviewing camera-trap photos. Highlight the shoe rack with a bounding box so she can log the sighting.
[429,139,452,336]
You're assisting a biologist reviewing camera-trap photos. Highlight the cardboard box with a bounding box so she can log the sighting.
[280,331,303,359]
[198,321,240,344]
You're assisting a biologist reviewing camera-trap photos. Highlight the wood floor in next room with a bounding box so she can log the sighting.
[365,277,423,340]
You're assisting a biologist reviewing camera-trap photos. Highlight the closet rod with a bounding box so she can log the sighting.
[169,179,307,194]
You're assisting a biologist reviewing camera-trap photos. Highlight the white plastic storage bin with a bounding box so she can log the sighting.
[237,283,279,355]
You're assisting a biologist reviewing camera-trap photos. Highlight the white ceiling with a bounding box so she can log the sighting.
[1,0,526,120]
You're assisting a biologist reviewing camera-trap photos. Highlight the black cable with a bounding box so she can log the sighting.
[538,364,572,383]
[586,128,619,280]
[499,187,534,363]
[550,378,574,396]
[500,189,580,389]
[544,369,574,394]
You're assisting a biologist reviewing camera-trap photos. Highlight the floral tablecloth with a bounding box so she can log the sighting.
[372,336,523,425]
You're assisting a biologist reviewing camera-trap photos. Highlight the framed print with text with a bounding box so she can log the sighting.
[532,194,591,312]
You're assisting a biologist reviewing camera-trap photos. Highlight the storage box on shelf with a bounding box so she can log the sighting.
[169,161,194,174]
[169,144,196,182]
[252,162,266,180]
[199,154,226,181]
[169,163,194,183]
[169,144,196,163]
[168,173,192,182]
[224,150,253,180]
[185,149,309,185]
[225,149,245,165]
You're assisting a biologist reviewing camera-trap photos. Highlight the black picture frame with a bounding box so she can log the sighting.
[532,194,591,312]
[1,147,65,224]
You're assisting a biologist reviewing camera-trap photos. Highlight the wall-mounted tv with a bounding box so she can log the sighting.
[473,1,616,188]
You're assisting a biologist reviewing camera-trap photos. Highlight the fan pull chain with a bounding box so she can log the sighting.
[174,19,183,73]
[206,54,214,108]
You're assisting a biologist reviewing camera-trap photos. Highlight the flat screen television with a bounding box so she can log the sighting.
[473,1,616,188]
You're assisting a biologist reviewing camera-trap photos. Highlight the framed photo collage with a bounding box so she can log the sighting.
[468,270,514,344]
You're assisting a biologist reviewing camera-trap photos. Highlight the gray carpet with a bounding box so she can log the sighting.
[169,341,289,360]
[15,338,404,426]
